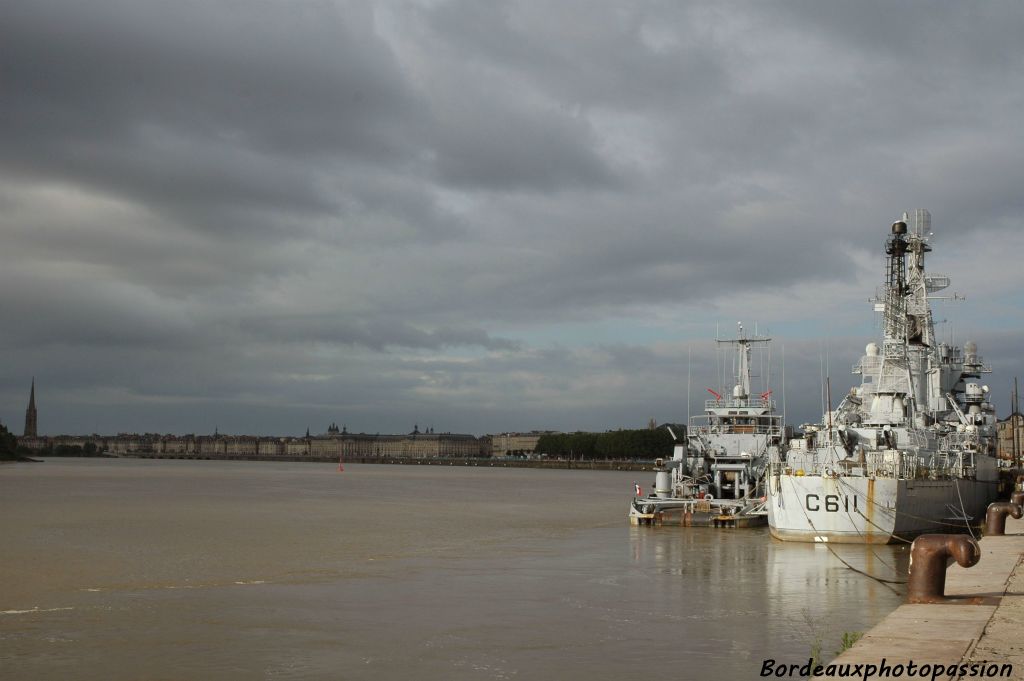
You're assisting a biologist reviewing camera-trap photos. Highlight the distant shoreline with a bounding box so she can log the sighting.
[118,454,654,471]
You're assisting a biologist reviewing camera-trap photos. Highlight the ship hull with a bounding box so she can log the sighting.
[766,474,997,544]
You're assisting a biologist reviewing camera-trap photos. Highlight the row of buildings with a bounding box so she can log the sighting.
[13,382,1024,462]
[18,427,489,459]
[15,382,549,459]
[17,426,549,460]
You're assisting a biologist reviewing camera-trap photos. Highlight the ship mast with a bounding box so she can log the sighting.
[874,211,939,424]
[882,217,910,360]
[716,322,770,403]
[905,209,936,350]
[870,217,916,424]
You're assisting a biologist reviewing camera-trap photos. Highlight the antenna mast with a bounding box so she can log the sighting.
[1015,377,1021,472]
[686,346,692,421]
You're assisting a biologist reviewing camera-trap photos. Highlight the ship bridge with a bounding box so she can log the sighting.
[693,397,782,436]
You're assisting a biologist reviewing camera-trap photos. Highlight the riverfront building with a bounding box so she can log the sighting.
[997,412,1024,464]
[490,432,553,457]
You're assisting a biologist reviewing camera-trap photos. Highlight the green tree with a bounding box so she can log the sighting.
[0,421,20,461]
[535,428,675,460]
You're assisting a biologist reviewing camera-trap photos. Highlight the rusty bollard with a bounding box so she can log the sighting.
[984,502,1023,536]
[907,534,981,603]
[1011,490,1024,507]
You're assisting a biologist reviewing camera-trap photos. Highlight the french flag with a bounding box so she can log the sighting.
[634,482,642,496]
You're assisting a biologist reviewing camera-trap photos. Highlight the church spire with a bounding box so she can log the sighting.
[24,378,38,437]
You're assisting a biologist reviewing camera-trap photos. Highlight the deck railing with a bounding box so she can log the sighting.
[703,398,776,411]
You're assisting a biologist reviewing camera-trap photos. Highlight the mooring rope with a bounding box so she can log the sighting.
[830,477,913,544]
[833,476,976,530]
[841,504,908,573]
[954,477,978,541]
[785,477,905,593]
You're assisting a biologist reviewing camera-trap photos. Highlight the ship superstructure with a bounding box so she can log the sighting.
[767,210,999,543]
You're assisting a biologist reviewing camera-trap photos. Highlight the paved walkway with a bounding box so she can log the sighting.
[821,515,1024,679]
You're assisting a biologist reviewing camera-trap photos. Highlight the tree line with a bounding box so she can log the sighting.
[533,427,678,460]
[0,422,103,460]
[0,421,25,461]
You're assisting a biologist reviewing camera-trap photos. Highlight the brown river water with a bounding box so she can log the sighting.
[1,458,907,680]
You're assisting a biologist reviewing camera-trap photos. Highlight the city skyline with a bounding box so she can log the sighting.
[3,2,1023,437]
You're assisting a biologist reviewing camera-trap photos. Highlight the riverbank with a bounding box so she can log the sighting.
[125,453,655,471]
[821,514,1024,679]
[0,453,42,462]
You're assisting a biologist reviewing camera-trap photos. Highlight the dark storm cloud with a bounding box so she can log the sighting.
[1,1,419,157]
[429,105,618,192]
[239,315,520,352]
[2,0,1023,435]
[401,194,865,326]
[1,0,420,235]
[418,1,728,110]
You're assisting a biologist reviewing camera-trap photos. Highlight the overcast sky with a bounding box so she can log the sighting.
[2,1,1022,437]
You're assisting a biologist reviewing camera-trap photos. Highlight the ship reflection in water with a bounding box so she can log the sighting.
[627,526,907,661]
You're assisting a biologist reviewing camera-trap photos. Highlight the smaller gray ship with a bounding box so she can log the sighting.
[630,324,785,527]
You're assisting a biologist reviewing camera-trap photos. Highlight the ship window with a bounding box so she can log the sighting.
[864,376,873,383]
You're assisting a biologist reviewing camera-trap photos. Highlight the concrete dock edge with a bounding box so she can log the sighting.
[819,516,1024,679]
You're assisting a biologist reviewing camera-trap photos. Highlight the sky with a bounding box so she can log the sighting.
[2,1,1023,437]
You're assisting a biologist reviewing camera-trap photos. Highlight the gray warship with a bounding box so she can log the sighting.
[767,210,999,544]
[630,324,785,527]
